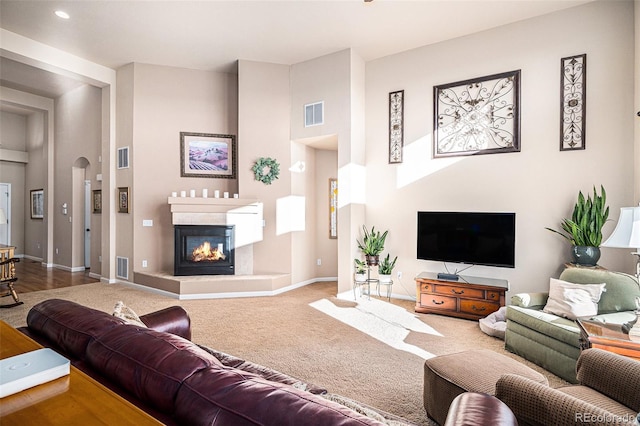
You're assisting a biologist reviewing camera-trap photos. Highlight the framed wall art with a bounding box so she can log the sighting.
[117,187,129,213]
[92,189,102,214]
[180,132,237,179]
[329,178,338,239]
[433,70,521,158]
[560,54,586,151]
[389,90,404,163]
[30,189,44,219]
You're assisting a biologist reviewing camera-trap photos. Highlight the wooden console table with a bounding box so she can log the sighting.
[415,272,509,320]
[0,321,161,425]
[577,318,640,361]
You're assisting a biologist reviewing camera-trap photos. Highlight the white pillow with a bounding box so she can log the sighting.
[542,278,606,320]
[112,301,147,328]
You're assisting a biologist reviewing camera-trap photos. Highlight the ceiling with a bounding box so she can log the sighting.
[0,0,592,104]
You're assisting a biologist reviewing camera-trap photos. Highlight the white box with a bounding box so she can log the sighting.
[0,348,70,398]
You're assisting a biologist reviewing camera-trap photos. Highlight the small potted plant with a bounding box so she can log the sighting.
[354,259,367,282]
[546,185,609,266]
[378,253,397,283]
[356,225,388,266]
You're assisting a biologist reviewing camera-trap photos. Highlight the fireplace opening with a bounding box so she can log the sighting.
[174,225,235,276]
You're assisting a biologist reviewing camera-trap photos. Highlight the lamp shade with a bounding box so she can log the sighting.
[601,206,640,249]
[0,208,6,225]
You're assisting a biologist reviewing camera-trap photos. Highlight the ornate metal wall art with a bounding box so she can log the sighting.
[389,90,404,163]
[560,54,586,151]
[433,70,521,158]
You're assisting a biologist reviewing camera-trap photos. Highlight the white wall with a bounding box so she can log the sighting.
[364,0,635,296]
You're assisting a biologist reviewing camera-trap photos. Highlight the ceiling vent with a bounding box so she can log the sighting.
[304,101,324,127]
[117,147,129,169]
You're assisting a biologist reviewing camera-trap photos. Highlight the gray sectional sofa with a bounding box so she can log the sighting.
[505,267,640,383]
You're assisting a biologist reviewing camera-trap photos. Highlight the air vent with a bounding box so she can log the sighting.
[116,256,129,280]
[117,147,129,169]
[304,101,324,127]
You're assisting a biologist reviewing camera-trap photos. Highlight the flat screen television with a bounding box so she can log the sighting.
[417,211,516,268]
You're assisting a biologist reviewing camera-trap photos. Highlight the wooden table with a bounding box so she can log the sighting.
[0,321,162,425]
[577,318,640,361]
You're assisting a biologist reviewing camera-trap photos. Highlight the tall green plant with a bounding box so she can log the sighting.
[378,254,397,275]
[546,185,609,247]
[356,225,388,256]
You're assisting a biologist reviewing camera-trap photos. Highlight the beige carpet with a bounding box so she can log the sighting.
[0,281,566,425]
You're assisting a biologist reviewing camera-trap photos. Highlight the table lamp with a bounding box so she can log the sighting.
[602,205,640,340]
[601,206,640,278]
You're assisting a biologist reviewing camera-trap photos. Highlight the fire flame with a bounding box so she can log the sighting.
[191,241,226,262]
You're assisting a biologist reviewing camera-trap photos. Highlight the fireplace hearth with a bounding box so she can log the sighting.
[174,225,235,276]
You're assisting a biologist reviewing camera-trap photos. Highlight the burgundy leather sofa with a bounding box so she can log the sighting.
[19,299,406,425]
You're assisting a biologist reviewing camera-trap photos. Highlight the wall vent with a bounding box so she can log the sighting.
[116,256,129,280]
[304,101,324,127]
[117,147,130,169]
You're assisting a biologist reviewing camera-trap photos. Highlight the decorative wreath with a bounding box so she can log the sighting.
[252,157,280,185]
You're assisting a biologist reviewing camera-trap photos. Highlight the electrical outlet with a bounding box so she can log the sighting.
[55,248,59,254]
[397,271,403,279]
[142,260,148,268]
[316,258,322,266]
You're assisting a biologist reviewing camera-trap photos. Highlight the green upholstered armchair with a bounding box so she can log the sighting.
[496,348,640,426]
[505,268,640,383]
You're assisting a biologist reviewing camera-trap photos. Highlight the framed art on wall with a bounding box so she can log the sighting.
[92,190,102,214]
[389,90,404,164]
[118,187,129,213]
[560,54,586,151]
[329,178,338,239]
[30,189,44,219]
[433,70,521,158]
[180,132,237,179]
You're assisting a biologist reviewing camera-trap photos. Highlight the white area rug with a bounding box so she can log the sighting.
[309,296,442,360]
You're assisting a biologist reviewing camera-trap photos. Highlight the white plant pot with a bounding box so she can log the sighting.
[379,274,392,283]
[355,273,367,282]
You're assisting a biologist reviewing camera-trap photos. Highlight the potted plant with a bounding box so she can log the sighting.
[354,259,367,282]
[356,225,388,266]
[378,253,397,283]
[546,185,609,266]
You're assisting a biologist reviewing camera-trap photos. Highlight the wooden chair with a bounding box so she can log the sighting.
[0,256,22,308]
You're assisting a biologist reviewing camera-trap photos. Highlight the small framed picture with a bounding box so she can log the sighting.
[329,178,338,239]
[118,187,129,213]
[30,189,44,219]
[92,189,102,214]
[180,132,237,179]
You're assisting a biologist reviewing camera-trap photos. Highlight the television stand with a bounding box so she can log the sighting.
[415,272,509,320]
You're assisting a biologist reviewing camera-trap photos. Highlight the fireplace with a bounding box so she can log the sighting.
[174,225,235,276]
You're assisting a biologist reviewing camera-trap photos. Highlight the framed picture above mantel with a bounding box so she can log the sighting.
[180,132,237,179]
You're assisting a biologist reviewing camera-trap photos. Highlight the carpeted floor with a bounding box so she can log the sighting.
[0,281,566,425]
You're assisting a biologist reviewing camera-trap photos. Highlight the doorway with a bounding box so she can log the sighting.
[0,183,10,246]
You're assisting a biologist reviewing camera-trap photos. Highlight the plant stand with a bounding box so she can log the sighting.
[353,265,378,301]
[376,279,393,301]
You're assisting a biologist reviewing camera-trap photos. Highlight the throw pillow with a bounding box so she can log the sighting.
[112,301,147,328]
[542,278,606,320]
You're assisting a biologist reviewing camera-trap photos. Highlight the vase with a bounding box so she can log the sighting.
[571,245,601,266]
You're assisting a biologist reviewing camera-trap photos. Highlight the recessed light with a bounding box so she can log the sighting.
[54,10,70,19]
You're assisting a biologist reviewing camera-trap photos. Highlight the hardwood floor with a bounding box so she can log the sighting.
[13,258,99,293]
